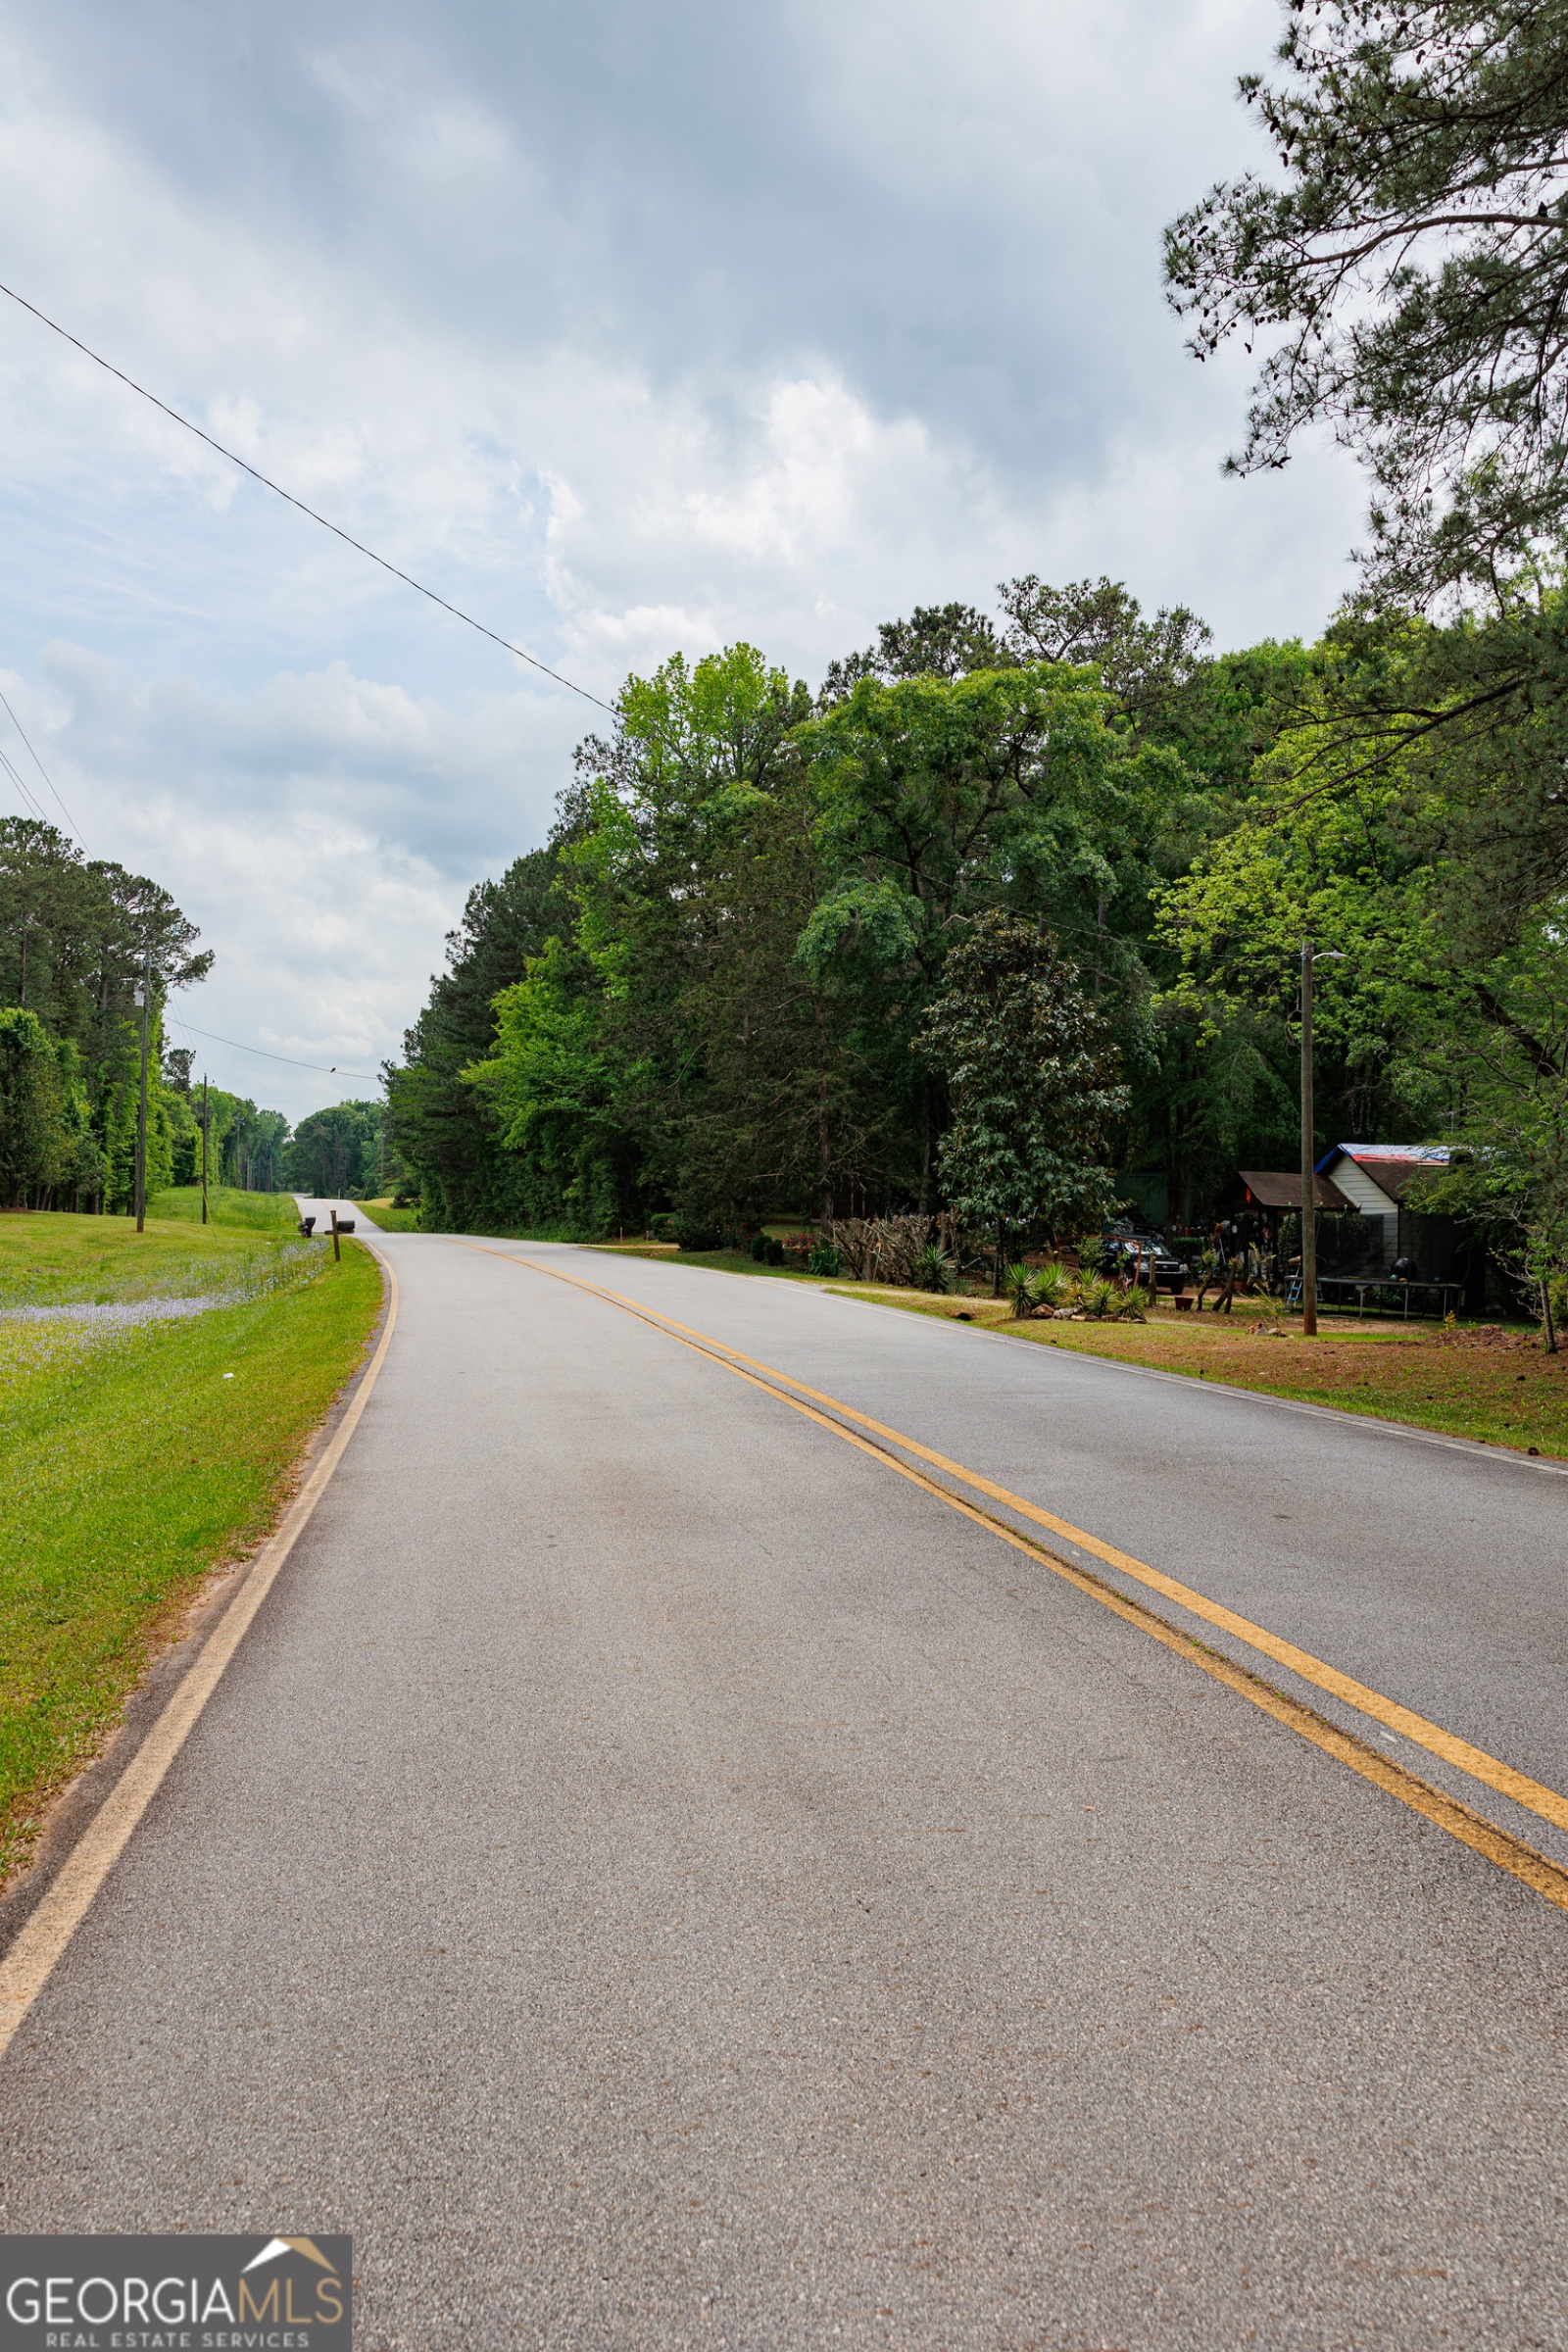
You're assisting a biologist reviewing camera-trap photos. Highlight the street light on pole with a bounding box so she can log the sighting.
[1299,938,1346,1337]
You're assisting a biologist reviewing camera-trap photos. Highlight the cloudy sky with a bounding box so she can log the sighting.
[0,0,1366,1121]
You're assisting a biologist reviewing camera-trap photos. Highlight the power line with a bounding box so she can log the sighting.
[173,1016,381,1081]
[0,743,50,826]
[0,685,85,848]
[0,279,617,717]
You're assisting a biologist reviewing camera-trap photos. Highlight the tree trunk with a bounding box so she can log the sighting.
[813,987,834,1226]
[994,1217,1005,1298]
[1542,1275,1557,1356]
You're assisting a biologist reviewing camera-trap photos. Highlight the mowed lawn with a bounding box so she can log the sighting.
[0,1211,383,1882]
[357,1197,421,1232]
[145,1183,301,1233]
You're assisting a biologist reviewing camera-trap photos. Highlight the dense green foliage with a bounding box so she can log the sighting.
[0,817,293,1209]
[384,848,570,1229]
[917,914,1126,1261]
[285,1099,389,1198]
[381,567,1568,1293]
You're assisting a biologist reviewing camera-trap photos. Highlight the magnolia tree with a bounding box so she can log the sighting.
[917,913,1127,1291]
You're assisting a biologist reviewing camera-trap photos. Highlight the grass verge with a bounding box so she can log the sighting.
[357,1198,422,1232]
[0,1216,383,1884]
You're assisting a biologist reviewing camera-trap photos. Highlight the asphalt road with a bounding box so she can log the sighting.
[4,1235,1568,2350]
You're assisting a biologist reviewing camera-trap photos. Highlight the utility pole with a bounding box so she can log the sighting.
[133,948,151,1234]
[200,1072,210,1225]
[1299,939,1316,1336]
[1299,937,1347,1338]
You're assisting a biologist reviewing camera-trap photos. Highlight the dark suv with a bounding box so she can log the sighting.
[1104,1232,1190,1292]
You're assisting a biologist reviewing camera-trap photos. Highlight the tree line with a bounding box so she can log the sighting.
[379,574,1568,1284]
[0,815,392,1211]
[386,0,1568,1292]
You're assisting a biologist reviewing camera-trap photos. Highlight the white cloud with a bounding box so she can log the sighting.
[0,0,1369,1121]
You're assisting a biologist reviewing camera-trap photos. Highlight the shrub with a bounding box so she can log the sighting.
[750,1231,768,1261]
[807,1239,845,1277]
[1032,1260,1072,1310]
[674,1216,722,1251]
[765,1236,785,1265]
[827,1213,958,1286]
[1005,1260,1039,1317]
[648,1212,678,1243]
[914,1244,956,1294]
[1075,1232,1107,1278]
[1076,1273,1119,1319]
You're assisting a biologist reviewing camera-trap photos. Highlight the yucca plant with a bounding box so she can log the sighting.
[1077,1273,1119,1320]
[1004,1260,1039,1317]
[1116,1282,1151,1322]
[914,1243,956,1294]
[1032,1259,1072,1310]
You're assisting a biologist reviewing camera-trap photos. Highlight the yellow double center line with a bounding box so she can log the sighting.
[474,1245,1568,1914]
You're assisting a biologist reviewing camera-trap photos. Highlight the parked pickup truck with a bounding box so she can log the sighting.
[1104,1233,1190,1292]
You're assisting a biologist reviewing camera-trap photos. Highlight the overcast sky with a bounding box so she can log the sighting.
[0,0,1365,1121]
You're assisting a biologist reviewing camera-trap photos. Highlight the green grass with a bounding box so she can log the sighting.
[0,1214,383,1882]
[357,1198,421,1232]
[0,1206,309,1308]
[146,1184,298,1231]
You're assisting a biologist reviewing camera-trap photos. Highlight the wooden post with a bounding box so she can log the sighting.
[1300,939,1316,1337]
[330,1207,341,1263]
[200,1073,210,1225]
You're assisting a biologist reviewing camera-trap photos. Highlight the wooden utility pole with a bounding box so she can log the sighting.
[200,1072,210,1225]
[133,950,151,1234]
[1299,940,1315,1335]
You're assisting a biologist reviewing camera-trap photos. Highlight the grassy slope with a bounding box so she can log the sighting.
[358,1198,421,1232]
[0,1213,382,1880]
[0,1206,299,1306]
[146,1185,298,1231]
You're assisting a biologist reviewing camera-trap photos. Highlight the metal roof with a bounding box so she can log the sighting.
[1236,1170,1350,1210]
[1316,1143,1450,1204]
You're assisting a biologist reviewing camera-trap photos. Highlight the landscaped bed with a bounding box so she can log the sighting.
[0,1209,384,1886]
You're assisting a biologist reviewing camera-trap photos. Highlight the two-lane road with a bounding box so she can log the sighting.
[4,1236,1566,2349]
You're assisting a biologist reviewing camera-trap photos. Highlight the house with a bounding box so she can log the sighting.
[1314,1144,1450,1276]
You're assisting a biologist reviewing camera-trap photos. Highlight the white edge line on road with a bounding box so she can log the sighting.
[0,1241,399,2064]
